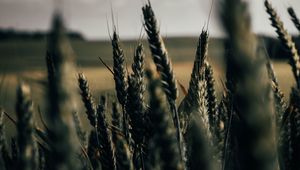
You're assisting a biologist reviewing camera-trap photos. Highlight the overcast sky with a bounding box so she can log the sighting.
[0,0,299,40]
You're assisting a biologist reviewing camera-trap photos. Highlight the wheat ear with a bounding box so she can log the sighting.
[178,30,209,135]
[125,43,146,169]
[46,13,77,170]
[78,73,97,127]
[111,31,129,141]
[265,0,300,89]
[142,2,183,160]
[266,58,286,128]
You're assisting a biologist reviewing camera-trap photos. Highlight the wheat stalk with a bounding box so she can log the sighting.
[221,0,277,169]
[46,13,77,170]
[142,2,184,160]
[265,2,300,169]
[126,43,146,169]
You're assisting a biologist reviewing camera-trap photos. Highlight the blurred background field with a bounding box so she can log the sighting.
[0,37,295,116]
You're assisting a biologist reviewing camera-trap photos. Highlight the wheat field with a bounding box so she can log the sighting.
[1,0,300,170]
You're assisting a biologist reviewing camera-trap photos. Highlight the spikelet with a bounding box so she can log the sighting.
[125,43,146,169]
